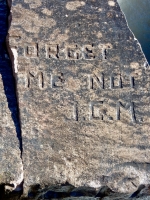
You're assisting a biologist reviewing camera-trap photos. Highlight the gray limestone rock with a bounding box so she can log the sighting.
[7,0,150,194]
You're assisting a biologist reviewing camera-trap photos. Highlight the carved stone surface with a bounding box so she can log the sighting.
[0,0,23,188]
[8,0,150,193]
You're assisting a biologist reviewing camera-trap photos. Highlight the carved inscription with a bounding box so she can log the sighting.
[47,44,59,59]
[24,70,135,90]
[89,74,104,89]
[27,71,44,89]
[116,101,136,123]
[84,45,96,59]
[89,74,134,90]
[51,73,65,88]
[110,75,122,89]
[69,101,136,123]
[24,43,107,60]
[25,43,38,57]
[130,76,134,88]
[67,45,82,60]
[47,44,97,60]
[89,101,104,120]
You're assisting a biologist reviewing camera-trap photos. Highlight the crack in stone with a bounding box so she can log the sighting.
[6,0,23,157]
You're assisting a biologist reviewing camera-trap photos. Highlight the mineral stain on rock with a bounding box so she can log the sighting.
[108,1,116,7]
[66,1,86,10]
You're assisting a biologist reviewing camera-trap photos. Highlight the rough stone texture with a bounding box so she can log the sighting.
[0,0,23,189]
[8,0,150,193]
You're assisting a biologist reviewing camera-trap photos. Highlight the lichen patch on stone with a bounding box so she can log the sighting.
[24,0,42,8]
[41,8,52,16]
[66,1,85,10]
[97,32,103,38]
[108,1,115,6]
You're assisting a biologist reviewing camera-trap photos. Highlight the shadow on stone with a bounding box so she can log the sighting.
[28,184,41,198]
[40,183,75,199]
[130,184,150,198]
[0,183,23,200]
[70,186,96,197]
[95,186,114,198]
[0,184,5,200]
[130,184,145,198]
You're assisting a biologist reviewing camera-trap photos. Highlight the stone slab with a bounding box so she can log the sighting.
[0,0,23,189]
[8,0,150,193]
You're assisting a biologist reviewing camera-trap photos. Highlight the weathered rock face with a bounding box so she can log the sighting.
[8,0,150,193]
[0,0,23,190]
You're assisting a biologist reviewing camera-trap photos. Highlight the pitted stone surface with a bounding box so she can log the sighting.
[8,0,150,193]
[0,0,23,187]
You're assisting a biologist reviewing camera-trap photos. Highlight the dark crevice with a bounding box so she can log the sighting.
[6,0,23,156]
[0,183,23,200]
[0,184,5,200]
[0,1,23,155]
